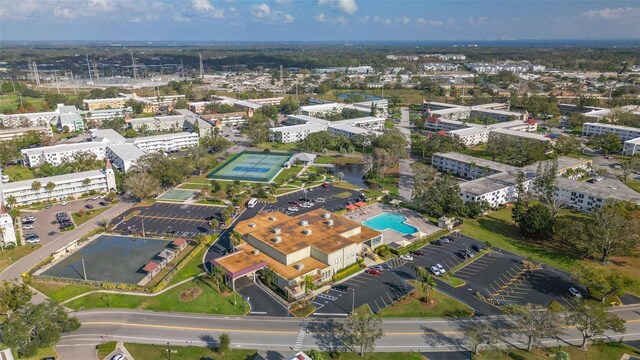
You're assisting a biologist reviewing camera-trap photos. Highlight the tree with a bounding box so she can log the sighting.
[336,171,345,183]
[242,113,271,145]
[559,200,640,263]
[31,180,41,200]
[573,264,635,304]
[302,274,316,309]
[518,204,555,240]
[209,265,225,293]
[566,302,625,350]
[217,333,230,354]
[0,281,32,318]
[124,172,160,200]
[532,159,561,217]
[45,181,56,199]
[511,172,529,224]
[553,136,581,156]
[412,163,463,217]
[412,265,437,303]
[507,304,561,352]
[82,178,91,192]
[463,322,501,355]
[339,312,384,356]
[1,300,81,358]
[620,155,640,180]
[587,133,622,155]
[6,195,17,208]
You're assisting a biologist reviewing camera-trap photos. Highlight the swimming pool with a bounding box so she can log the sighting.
[362,212,418,235]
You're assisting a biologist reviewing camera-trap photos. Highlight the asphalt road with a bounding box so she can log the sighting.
[58,305,640,353]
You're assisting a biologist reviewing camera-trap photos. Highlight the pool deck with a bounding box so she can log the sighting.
[347,203,440,247]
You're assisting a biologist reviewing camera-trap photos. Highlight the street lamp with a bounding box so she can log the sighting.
[351,288,356,314]
[166,342,171,360]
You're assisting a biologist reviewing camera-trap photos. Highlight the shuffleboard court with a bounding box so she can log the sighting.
[208,151,292,182]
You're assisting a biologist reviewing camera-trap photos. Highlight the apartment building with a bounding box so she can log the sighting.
[423,63,459,72]
[269,122,328,143]
[554,177,640,212]
[90,129,127,144]
[83,97,128,111]
[449,127,491,146]
[431,152,518,180]
[21,142,108,167]
[460,172,533,208]
[2,162,117,206]
[269,115,384,144]
[81,108,129,123]
[106,143,146,172]
[127,115,187,133]
[129,132,199,153]
[0,111,58,128]
[212,209,382,299]
[582,122,640,142]
[0,126,53,142]
[489,128,552,144]
[623,138,640,156]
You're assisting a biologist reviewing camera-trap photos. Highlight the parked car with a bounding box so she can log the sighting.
[287,207,299,212]
[288,201,299,206]
[431,239,443,246]
[332,284,349,292]
[22,216,36,222]
[435,264,446,274]
[412,250,425,256]
[400,254,414,261]
[60,201,68,206]
[429,265,442,276]
[568,287,583,298]
[471,244,483,252]
[322,183,329,188]
[56,212,67,218]
[373,265,385,272]
[99,201,108,206]
[91,196,100,200]
[45,204,52,209]
[111,354,126,360]
[22,224,35,229]
[456,250,468,260]
[464,249,475,258]
[365,268,382,276]
[85,204,94,209]
[315,198,326,203]
[25,235,40,244]
[440,237,450,244]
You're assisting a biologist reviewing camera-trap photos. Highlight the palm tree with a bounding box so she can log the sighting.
[263,268,276,288]
[0,226,5,251]
[31,181,41,201]
[230,231,242,252]
[45,182,56,201]
[413,265,437,303]
[336,172,345,183]
[210,265,225,293]
[302,274,316,309]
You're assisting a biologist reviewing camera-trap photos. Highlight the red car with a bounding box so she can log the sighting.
[412,250,425,256]
[365,268,382,276]
[322,183,329,188]
[289,201,299,206]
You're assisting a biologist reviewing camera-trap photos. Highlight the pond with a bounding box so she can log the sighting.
[331,164,382,191]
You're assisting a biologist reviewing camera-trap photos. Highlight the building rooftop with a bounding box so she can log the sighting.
[450,127,490,136]
[460,172,519,196]
[83,97,127,104]
[271,122,328,133]
[3,169,105,192]
[583,122,640,133]
[131,132,197,142]
[490,128,551,142]
[555,177,640,204]
[127,115,185,125]
[234,209,382,256]
[21,142,107,157]
[433,152,519,173]
[107,143,146,161]
[90,129,127,144]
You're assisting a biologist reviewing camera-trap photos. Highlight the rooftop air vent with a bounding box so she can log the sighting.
[249,223,256,228]
[295,263,305,270]
[322,213,331,219]
[325,219,334,226]
[300,220,309,226]
[269,216,277,221]
[272,236,282,243]
[303,229,312,236]
[253,249,260,255]
[272,228,281,234]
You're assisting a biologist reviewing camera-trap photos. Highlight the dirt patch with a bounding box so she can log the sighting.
[179,287,203,302]
[400,292,439,309]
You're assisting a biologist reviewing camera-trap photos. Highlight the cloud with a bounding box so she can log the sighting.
[415,18,444,27]
[582,7,639,20]
[318,0,358,14]
[192,0,214,12]
[315,13,326,22]
[53,8,76,19]
[467,16,488,27]
[0,0,168,22]
[401,16,411,25]
[275,0,293,4]
[250,3,294,23]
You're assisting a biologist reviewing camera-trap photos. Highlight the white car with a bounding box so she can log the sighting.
[60,201,69,206]
[25,237,40,244]
[22,224,35,230]
[300,202,314,208]
[568,287,583,298]
[435,264,446,274]
[429,265,442,276]
[287,207,299,212]
[111,354,126,360]
[316,198,326,203]
[91,196,100,200]
[22,216,36,222]
[400,254,413,261]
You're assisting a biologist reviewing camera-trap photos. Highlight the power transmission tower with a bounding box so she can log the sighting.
[93,62,100,85]
[180,58,185,78]
[130,51,137,80]
[32,61,41,85]
[86,54,93,84]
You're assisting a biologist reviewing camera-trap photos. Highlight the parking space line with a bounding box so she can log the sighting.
[386,292,394,304]
[379,295,388,306]
[372,299,381,313]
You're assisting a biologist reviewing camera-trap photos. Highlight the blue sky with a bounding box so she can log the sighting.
[1,0,639,41]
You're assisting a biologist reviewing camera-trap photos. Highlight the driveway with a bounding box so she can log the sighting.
[235,276,290,317]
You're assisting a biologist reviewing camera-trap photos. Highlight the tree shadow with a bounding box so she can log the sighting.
[199,334,217,349]
[309,318,343,353]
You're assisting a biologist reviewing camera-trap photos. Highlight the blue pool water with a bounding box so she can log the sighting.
[362,212,418,235]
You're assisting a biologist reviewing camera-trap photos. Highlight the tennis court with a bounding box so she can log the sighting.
[208,151,292,182]
[157,189,198,202]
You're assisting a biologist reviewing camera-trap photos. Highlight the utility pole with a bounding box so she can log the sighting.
[93,62,100,85]
[86,54,93,84]
[32,62,41,85]
[54,71,60,94]
[130,51,137,81]
[180,58,184,78]
[142,218,146,237]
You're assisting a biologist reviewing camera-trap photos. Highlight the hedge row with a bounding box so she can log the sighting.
[392,229,451,256]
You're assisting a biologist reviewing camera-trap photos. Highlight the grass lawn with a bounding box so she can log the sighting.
[462,144,494,161]
[178,183,207,190]
[459,207,576,271]
[273,166,303,183]
[0,93,46,113]
[30,281,97,303]
[17,346,58,360]
[376,282,474,318]
[71,206,111,226]
[3,165,35,182]
[366,175,399,196]
[165,245,208,287]
[0,243,41,273]
[322,352,425,360]
[256,141,299,151]
[333,182,362,190]
[125,343,257,360]
[195,199,227,206]
[64,278,247,315]
[291,303,316,317]
[96,341,117,358]
[624,179,640,193]
[475,342,640,360]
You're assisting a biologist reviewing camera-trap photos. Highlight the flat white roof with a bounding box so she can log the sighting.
[107,143,146,161]
[90,129,127,144]
[450,127,490,136]
[491,128,551,141]
[128,115,185,124]
[584,122,640,133]
[132,132,198,142]
[3,169,105,192]
[22,142,107,157]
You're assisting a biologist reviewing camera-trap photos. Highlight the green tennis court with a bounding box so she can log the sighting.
[157,189,199,201]
[208,151,292,182]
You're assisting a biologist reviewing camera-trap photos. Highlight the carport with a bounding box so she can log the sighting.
[210,250,267,291]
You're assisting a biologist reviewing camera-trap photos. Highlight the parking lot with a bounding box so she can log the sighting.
[113,203,220,238]
[260,185,360,216]
[19,198,111,245]
[312,233,580,317]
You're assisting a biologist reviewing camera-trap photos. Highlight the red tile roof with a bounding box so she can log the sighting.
[142,262,159,273]
[172,238,187,246]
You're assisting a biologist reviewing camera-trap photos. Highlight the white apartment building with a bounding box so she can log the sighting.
[2,162,117,206]
[554,177,640,212]
[81,108,129,122]
[106,143,146,172]
[0,111,58,128]
[129,132,199,153]
[460,172,533,208]
[489,128,552,144]
[269,115,385,144]
[90,129,127,144]
[22,142,108,167]
[623,138,640,156]
[431,152,518,180]
[0,126,53,142]
[582,122,640,142]
[449,127,491,146]
[270,122,328,143]
[127,115,187,133]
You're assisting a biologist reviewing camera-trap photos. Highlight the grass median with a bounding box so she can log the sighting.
[374,281,473,318]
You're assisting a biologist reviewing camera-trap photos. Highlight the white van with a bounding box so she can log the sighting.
[247,198,258,208]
